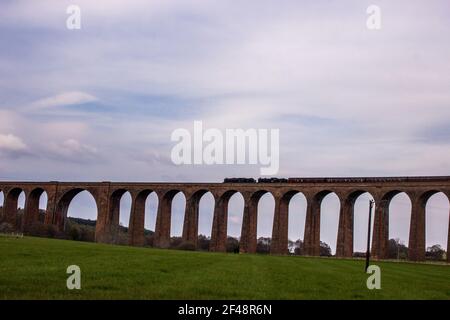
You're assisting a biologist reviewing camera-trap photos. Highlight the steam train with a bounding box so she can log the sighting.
[223,177,381,183]
[223,177,435,183]
[223,177,288,183]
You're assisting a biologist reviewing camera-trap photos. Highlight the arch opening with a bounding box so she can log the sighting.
[256,192,275,254]
[424,192,449,261]
[119,192,132,229]
[170,191,186,239]
[287,192,307,255]
[352,192,375,257]
[387,192,412,260]
[62,189,98,242]
[107,189,132,244]
[38,191,48,223]
[319,192,340,256]
[197,191,214,250]
[17,190,25,228]
[0,190,4,220]
[226,192,244,252]
[18,191,25,210]
[143,191,158,246]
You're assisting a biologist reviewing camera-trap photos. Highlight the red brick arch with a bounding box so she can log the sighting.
[1,177,449,262]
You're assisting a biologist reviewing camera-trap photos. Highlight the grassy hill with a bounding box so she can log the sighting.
[0,236,448,300]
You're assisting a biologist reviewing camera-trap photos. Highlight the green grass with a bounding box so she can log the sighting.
[0,236,449,299]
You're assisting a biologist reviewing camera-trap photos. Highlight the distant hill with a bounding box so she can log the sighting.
[1,207,154,236]
[47,211,154,235]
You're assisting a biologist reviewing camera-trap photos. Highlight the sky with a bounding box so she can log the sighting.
[0,0,449,252]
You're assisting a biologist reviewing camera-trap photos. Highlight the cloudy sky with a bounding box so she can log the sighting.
[0,0,449,252]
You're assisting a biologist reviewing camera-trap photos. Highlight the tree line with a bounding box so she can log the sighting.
[0,206,446,260]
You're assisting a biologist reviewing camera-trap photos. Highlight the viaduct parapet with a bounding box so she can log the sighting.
[1,176,449,262]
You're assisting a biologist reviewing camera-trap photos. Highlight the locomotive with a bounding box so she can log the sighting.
[223,178,256,183]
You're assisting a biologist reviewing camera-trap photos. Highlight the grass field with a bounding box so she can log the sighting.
[0,236,449,300]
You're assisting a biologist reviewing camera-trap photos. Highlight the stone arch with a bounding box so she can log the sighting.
[371,190,412,260]
[336,190,375,258]
[55,188,98,232]
[417,189,448,207]
[182,189,215,249]
[128,189,158,247]
[270,190,307,255]
[210,190,243,252]
[240,190,273,254]
[303,190,341,256]
[107,189,132,244]
[22,188,48,231]
[3,187,26,228]
[314,190,336,203]
[153,189,186,248]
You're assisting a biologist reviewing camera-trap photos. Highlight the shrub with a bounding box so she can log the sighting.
[45,224,59,238]
[197,234,210,251]
[170,237,183,248]
[226,237,240,253]
[68,225,81,240]
[0,222,14,234]
[145,234,154,247]
[176,241,196,251]
[25,222,48,237]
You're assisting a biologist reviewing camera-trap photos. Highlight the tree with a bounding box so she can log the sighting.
[426,244,445,261]
[388,238,408,260]
[68,224,80,240]
[144,234,154,247]
[292,239,303,255]
[226,236,240,253]
[288,240,295,253]
[256,237,271,254]
[320,241,332,257]
[197,234,210,251]
[170,236,183,248]
[0,222,14,234]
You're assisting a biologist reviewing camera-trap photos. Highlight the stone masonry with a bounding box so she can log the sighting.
[1,177,449,262]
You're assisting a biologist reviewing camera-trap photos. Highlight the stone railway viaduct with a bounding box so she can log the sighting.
[1,177,449,262]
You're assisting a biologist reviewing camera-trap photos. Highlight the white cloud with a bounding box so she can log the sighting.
[24,91,97,111]
[47,139,98,162]
[228,216,241,225]
[0,133,27,151]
